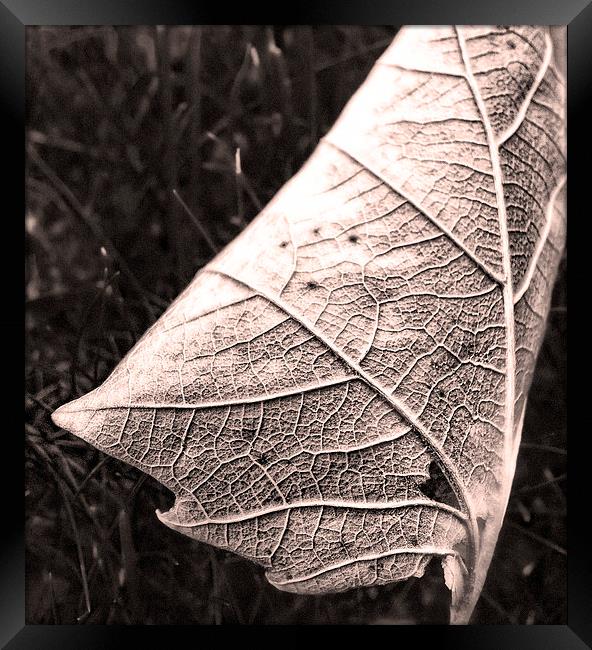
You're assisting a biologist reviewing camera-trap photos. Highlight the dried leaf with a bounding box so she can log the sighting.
[53,26,566,623]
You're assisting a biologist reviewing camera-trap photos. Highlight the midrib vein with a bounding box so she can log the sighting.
[455,29,516,489]
[207,267,478,563]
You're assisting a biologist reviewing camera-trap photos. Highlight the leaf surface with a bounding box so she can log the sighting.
[53,25,566,623]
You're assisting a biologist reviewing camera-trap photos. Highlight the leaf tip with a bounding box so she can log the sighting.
[51,401,74,430]
[51,395,96,441]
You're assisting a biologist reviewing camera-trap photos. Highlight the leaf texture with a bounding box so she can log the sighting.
[53,26,566,623]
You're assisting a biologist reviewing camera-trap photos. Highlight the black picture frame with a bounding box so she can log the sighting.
[9,0,589,646]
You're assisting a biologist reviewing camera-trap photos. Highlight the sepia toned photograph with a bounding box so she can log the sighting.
[25,24,567,627]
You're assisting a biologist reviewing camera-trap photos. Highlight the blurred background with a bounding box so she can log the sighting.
[25,25,566,624]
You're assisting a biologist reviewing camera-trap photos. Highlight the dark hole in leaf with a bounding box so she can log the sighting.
[420,557,452,624]
[459,341,475,357]
[348,234,359,243]
[253,450,270,466]
[507,39,516,49]
[279,241,288,248]
[312,228,320,235]
[419,461,460,510]
[306,281,319,290]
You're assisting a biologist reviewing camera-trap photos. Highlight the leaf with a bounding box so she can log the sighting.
[52,26,566,623]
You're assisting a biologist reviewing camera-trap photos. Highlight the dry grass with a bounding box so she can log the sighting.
[25,25,566,625]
